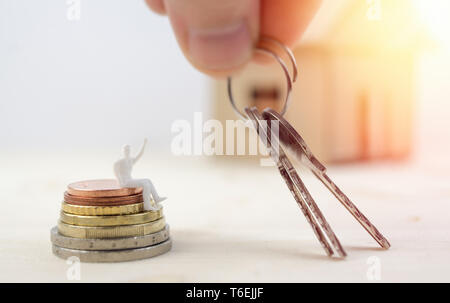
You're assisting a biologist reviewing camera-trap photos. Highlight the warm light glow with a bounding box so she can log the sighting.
[414,0,450,48]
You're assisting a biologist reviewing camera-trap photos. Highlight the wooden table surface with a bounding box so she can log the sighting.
[0,150,448,282]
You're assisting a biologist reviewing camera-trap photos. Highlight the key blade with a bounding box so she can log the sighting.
[313,170,391,249]
[261,108,390,249]
[245,107,338,258]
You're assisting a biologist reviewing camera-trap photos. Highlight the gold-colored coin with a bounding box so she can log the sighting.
[57,217,166,239]
[60,208,163,227]
[61,202,143,216]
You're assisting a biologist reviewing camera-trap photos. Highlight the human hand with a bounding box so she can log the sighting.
[145,0,322,77]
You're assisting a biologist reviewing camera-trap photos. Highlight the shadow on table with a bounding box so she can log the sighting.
[345,246,387,252]
[171,229,347,262]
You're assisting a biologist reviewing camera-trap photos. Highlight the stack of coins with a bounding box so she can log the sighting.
[50,179,171,262]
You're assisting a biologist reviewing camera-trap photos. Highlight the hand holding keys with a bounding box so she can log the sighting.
[228,37,390,258]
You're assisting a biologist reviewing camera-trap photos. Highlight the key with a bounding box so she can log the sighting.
[246,107,347,257]
[262,108,391,249]
[227,36,391,256]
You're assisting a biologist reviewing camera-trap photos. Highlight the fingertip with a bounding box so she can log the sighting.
[187,22,254,72]
[145,0,166,15]
[183,50,251,78]
[165,0,259,75]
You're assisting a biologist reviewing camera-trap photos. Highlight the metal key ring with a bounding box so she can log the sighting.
[227,47,293,120]
[260,36,298,83]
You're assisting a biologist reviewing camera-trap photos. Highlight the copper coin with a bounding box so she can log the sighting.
[67,179,143,198]
[64,192,144,206]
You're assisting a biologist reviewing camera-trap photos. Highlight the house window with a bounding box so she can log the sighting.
[249,86,281,112]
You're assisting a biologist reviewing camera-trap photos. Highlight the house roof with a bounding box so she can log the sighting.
[301,0,352,44]
[300,0,430,51]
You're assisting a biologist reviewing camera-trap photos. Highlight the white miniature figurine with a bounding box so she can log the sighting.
[114,138,166,211]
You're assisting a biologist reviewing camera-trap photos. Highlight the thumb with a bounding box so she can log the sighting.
[163,0,259,76]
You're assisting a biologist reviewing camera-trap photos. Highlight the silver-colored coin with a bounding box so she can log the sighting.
[52,239,172,263]
[50,225,170,251]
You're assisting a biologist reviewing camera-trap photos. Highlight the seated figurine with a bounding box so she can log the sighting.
[114,138,166,211]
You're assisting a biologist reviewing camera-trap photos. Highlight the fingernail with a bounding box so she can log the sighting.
[188,21,252,71]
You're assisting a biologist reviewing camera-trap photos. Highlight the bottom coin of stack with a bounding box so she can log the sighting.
[50,179,171,262]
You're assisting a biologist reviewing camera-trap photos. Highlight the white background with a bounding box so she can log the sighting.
[0,0,210,152]
[1,0,449,161]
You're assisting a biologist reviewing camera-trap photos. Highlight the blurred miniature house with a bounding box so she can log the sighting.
[214,0,426,163]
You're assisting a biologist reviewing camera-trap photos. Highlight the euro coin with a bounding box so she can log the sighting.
[67,179,142,198]
[50,225,170,250]
[57,217,166,239]
[52,239,172,262]
[59,208,163,227]
[64,192,144,206]
[61,202,144,216]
